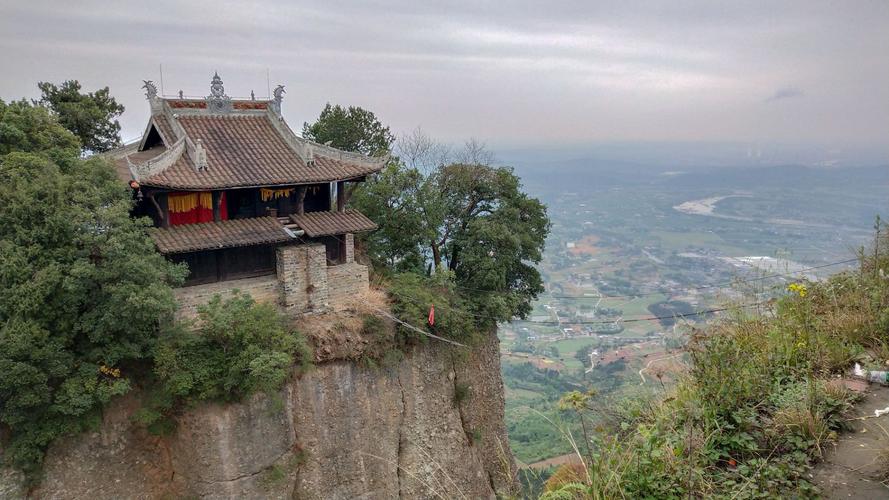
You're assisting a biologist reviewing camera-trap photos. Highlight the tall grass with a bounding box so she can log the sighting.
[541,226,889,499]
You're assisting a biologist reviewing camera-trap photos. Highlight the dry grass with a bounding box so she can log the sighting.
[293,287,396,363]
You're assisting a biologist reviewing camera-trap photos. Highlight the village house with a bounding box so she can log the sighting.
[109,73,384,317]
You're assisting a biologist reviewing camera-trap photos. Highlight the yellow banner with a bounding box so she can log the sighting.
[260,188,295,202]
[168,192,213,213]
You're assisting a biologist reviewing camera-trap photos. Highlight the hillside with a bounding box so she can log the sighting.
[537,228,889,498]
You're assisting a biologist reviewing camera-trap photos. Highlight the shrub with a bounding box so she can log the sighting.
[386,271,478,345]
[137,292,311,429]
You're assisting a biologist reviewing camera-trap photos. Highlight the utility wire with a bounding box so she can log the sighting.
[374,308,468,348]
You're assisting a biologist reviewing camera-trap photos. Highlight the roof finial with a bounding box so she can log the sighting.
[205,71,232,113]
[194,139,209,171]
[251,90,255,101]
[209,72,226,98]
[178,90,184,99]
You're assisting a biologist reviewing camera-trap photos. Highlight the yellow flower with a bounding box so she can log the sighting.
[787,283,807,297]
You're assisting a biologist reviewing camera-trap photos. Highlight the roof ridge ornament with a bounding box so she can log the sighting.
[205,71,233,113]
[193,139,209,171]
[142,80,158,99]
[270,84,285,116]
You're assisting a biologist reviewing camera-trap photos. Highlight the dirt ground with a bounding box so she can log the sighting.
[811,381,889,499]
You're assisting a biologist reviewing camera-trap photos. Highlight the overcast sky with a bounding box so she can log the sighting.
[1,0,887,158]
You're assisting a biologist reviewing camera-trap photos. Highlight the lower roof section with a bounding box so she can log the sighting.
[150,217,293,254]
[289,209,378,237]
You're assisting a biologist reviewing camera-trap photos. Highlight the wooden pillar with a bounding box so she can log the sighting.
[149,192,170,228]
[338,235,347,264]
[336,181,346,212]
[295,186,306,215]
[212,191,222,222]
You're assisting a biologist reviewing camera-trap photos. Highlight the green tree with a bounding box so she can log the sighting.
[350,163,431,272]
[0,99,80,165]
[304,105,550,326]
[302,103,394,156]
[0,100,183,476]
[356,161,549,323]
[37,80,125,153]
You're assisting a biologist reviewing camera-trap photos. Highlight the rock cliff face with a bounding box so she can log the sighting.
[1,321,516,499]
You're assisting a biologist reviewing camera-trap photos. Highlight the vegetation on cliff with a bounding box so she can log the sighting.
[0,96,184,478]
[0,85,311,481]
[540,226,889,499]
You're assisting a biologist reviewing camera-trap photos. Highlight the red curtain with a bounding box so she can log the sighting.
[168,192,226,225]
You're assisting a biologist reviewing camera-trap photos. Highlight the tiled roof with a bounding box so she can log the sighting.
[136,113,383,190]
[152,114,177,145]
[150,217,293,254]
[290,209,378,237]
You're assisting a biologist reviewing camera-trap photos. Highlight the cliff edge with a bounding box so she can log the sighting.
[1,310,516,499]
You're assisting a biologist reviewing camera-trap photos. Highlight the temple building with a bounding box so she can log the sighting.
[109,73,384,317]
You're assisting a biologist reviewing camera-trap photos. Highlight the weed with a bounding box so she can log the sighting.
[454,381,471,405]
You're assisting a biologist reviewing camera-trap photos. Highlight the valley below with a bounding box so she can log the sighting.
[495,161,889,480]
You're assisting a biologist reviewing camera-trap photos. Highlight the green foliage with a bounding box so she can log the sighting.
[545,227,889,499]
[386,271,476,345]
[355,161,550,324]
[351,163,431,272]
[37,80,125,153]
[360,314,387,337]
[304,103,550,325]
[0,100,183,478]
[0,99,80,163]
[154,292,311,403]
[302,103,393,156]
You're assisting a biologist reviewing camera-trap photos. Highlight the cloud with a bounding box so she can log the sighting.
[0,0,886,149]
[765,87,804,103]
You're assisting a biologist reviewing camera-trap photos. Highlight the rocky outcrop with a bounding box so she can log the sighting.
[1,321,516,499]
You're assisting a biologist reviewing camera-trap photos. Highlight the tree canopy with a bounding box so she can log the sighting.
[37,80,125,154]
[302,103,394,156]
[304,108,550,327]
[0,99,183,476]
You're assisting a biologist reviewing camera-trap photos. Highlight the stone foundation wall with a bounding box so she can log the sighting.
[175,237,368,319]
[174,275,279,320]
[327,262,369,305]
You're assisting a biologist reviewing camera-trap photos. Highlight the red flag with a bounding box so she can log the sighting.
[428,304,435,326]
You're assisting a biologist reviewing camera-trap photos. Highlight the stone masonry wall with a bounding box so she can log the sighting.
[344,233,355,263]
[176,240,368,320]
[174,275,279,320]
[277,243,330,315]
[327,262,369,306]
